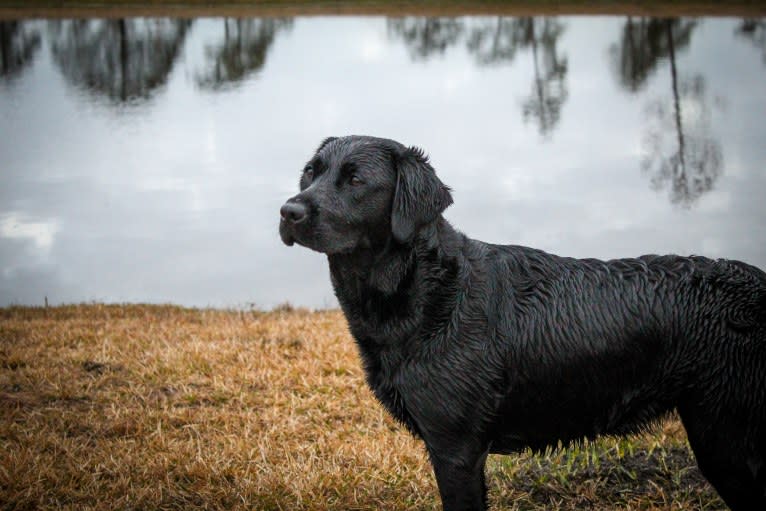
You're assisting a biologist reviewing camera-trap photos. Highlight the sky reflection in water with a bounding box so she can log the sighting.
[0,16,765,308]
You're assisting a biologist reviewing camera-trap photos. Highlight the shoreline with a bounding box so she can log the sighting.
[1,1,765,19]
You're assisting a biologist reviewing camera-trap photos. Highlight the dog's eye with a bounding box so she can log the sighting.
[303,165,314,179]
[349,175,363,186]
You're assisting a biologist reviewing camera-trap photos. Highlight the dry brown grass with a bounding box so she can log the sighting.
[0,304,724,510]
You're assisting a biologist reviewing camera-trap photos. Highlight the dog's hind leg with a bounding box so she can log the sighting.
[680,405,766,510]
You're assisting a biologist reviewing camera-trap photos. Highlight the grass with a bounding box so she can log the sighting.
[0,304,725,510]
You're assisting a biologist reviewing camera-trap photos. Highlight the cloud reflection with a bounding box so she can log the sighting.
[0,212,58,251]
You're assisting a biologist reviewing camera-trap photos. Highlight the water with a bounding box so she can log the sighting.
[1,15,765,309]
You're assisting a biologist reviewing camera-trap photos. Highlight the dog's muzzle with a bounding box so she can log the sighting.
[279,199,308,246]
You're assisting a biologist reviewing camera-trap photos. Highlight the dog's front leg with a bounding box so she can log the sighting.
[428,446,489,511]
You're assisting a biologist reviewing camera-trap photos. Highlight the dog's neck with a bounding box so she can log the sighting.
[328,220,446,293]
[328,218,463,345]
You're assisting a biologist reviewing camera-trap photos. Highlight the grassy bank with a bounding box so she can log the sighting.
[0,304,723,510]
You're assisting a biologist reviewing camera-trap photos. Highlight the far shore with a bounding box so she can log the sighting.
[1,0,764,19]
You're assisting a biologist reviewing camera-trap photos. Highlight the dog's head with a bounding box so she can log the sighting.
[279,135,453,254]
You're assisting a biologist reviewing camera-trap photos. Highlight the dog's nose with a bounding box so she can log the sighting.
[280,201,308,224]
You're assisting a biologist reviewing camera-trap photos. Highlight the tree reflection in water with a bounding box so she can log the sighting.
[388,16,568,138]
[642,75,723,207]
[0,21,41,82]
[516,18,568,138]
[48,19,191,103]
[736,18,766,65]
[386,18,464,60]
[610,18,724,207]
[8,14,747,206]
[465,17,522,64]
[609,17,696,92]
[616,18,725,207]
[195,18,293,91]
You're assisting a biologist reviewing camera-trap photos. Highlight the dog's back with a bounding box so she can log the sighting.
[477,245,766,453]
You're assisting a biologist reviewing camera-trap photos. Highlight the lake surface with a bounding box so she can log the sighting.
[1,14,765,308]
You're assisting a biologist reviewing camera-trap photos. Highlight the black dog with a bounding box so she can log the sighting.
[279,135,766,511]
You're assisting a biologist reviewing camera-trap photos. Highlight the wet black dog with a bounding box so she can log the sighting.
[279,135,766,511]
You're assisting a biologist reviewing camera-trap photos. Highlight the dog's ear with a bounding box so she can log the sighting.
[316,137,338,153]
[391,146,453,244]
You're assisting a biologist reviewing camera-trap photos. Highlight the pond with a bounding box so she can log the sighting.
[1,11,765,308]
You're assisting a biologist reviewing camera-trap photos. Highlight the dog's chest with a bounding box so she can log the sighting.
[357,343,422,437]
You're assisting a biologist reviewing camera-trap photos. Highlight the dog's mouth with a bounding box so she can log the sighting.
[279,220,297,247]
[280,218,363,256]
[279,218,324,252]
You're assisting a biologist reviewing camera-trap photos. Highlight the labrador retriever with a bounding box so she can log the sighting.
[279,135,766,511]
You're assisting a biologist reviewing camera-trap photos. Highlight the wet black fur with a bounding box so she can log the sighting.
[279,135,766,511]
